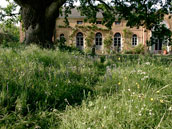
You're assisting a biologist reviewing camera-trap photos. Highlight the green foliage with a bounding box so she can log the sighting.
[85,31,95,48]
[55,37,66,48]
[0,0,20,25]
[124,44,145,54]
[1,0,171,47]
[0,23,19,44]
[0,44,107,127]
[134,44,145,54]
[162,45,167,51]
[151,23,172,46]
[0,44,172,128]
[123,28,133,50]
[104,34,113,54]
[59,55,172,129]
[104,34,113,49]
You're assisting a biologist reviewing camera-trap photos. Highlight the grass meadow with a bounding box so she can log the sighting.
[0,44,171,129]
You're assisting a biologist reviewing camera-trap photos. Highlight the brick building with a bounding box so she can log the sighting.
[20,8,172,54]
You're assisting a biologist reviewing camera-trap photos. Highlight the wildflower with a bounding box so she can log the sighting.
[168,106,172,111]
[128,89,131,92]
[124,77,127,80]
[141,76,149,80]
[131,70,136,73]
[150,98,154,101]
[53,109,58,112]
[118,82,121,85]
[118,57,120,61]
[156,91,160,93]
[149,112,152,116]
[141,72,146,75]
[160,99,164,103]
[145,62,151,65]
[136,83,140,88]
[138,113,142,116]
[138,70,142,73]
[104,106,107,109]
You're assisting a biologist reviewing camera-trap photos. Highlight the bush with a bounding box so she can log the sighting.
[124,44,145,54]
[134,44,145,54]
[104,34,113,53]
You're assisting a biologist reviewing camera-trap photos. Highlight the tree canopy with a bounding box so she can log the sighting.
[0,0,172,47]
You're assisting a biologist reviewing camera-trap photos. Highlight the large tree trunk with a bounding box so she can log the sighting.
[15,0,67,47]
[21,7,58,47]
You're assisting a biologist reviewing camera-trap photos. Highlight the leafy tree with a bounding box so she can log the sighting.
[0,0,19,26]
[0,23,19,43]
[0,0,172,47]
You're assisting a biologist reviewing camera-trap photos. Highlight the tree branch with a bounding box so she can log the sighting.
[45,0,67,19]
[96,0,113,11]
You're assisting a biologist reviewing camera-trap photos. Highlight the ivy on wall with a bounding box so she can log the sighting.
[85,31,94,47]
[59,24,112,50]
[104,33,113,54]
[123,28,133,51]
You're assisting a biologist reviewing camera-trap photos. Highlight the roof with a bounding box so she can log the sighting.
[59,8,103,18]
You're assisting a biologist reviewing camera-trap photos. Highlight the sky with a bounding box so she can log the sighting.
[0,0,20,12]
[1,0,10,7]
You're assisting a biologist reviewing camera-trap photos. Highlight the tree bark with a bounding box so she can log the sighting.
[15,0,67,47]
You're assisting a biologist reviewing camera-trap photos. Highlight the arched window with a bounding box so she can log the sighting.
[76,32,84,47]
[60,34,66,41]
[60,34,65,39]
[132,34,137,46]
[59,34,66,45]
[95,33,102,46]
[114,33,121,51]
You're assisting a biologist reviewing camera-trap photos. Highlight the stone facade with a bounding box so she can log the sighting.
[20,9,172,54]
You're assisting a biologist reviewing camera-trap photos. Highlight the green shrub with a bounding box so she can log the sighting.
[134,43,145,54]
[124,44,145,54]
[104,34,113,52]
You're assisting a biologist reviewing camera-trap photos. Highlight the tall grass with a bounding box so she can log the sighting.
[0,44,171,128]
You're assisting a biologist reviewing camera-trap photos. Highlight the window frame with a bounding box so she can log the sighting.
[77,21,83,24]
[95,32,102,46]
[96,21,102,24]
[60,34,65,40]
[76,32,84,47]
[132,34,138,46]
[114,33,121,51]
[115,21,121,25]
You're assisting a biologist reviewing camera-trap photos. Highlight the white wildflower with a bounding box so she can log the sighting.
[145,62,151,65]
[149,112,152,116]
